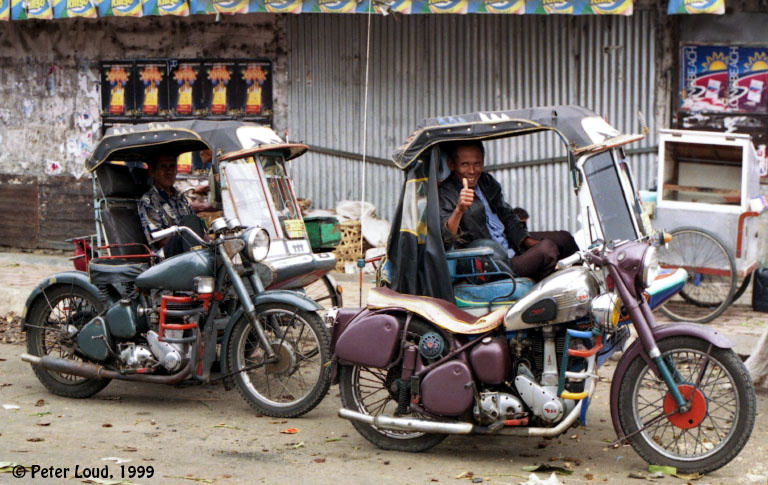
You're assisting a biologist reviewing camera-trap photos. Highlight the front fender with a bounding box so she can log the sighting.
[609,323,734,439]
[252,289,322,312]
[21,271,102,330]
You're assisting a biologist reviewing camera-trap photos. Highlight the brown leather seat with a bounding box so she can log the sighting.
[366,287,507,335]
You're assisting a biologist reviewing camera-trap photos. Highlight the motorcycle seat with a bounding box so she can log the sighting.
[366,287,506,335]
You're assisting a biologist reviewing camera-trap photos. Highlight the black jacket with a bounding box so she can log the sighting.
[438,172,530,254]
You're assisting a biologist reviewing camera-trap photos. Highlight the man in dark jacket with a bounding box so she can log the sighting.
[439,141,568,281]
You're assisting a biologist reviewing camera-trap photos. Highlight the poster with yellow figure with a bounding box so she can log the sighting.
[238,60,273,122]
[171,62,200,116]
[138,63,166,116]
[205,62,234,116]
[101,63,133,117]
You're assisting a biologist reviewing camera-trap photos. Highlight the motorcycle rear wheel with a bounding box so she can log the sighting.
[338,364,447,452]
[617,336,755,474]
[25,285,111,398]
[227,303,331,418]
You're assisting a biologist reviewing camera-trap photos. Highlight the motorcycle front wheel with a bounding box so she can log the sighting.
[226,303,331,418]
[617,336,755,474]
[25,285,111,398]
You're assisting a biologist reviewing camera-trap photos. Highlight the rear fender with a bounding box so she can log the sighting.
[609,323,734,439]
[21,271,102,331]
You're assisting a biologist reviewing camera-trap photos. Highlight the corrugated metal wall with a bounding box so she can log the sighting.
[286,12,658,233]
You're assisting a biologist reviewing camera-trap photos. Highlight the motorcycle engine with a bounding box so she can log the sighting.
[473,391,526,425]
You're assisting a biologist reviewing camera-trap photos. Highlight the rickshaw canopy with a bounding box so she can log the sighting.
[386,105,642,303]
[87,120,307,172]
[391,105,631,171]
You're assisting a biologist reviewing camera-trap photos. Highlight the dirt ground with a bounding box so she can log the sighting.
[2,253,768,484]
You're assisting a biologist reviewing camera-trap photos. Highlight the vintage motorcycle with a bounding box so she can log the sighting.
[329,106,756,473]
[21,127,330,418]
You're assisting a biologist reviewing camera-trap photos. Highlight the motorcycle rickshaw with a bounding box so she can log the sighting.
[72,120,342,310]
[327,106,755,473]
[21,123,336,417]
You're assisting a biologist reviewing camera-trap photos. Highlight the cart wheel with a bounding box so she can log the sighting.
[304,274,343,314]
[658,227,737,324]
[731,273,753,304]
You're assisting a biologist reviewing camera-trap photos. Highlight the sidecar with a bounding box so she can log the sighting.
[77,120,341,306]
[382,106,686,315]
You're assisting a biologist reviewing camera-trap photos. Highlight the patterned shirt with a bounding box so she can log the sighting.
[137,185,193,245]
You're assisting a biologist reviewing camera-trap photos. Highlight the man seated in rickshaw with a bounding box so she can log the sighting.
[138,154,211,258]
[439,141,577,281]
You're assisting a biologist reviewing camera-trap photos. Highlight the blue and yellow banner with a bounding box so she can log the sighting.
[668,0,723,14]
[3,0,647,17]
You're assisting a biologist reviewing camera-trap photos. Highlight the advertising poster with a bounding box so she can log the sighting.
[135,61,169,117]
[98,0,143,16]
[680,45,768,114]
[101,62,135,119]
[169,61,203,117]
[262,0,302,13]
[668,0,724,14]
[236,61,273,121]
[54,0,99,17]
[143,0,190,15]
[0,0,9,20]
[11,0,53,18]
[203,61,237,117]
[679,45,730,112]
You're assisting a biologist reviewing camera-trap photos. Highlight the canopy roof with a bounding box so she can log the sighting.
[87,120,306,172]
[391,105,624,170]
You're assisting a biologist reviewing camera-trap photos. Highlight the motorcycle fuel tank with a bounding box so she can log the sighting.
[135,249,215,291]
[504,267,600,331]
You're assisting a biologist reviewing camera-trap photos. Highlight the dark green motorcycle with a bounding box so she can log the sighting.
[20,127,331,418]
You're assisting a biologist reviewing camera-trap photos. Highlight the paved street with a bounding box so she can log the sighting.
[1,249,768,484]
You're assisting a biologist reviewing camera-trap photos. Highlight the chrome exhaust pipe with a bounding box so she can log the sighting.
[338,408,474,435]
[21,353,191,384]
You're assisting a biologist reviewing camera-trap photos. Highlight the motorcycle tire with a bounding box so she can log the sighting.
[25,285,111,398]
[226,303,331,418]
[338,319,448,452]
[617,336,756,474]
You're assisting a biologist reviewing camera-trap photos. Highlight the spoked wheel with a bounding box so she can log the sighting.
[25,285,110,398]
[731,273,753,304]
[338,319,448,452]
[658,228,737,323]
[338,365,447,452]
[303,274,342,317]
[617,336,756,474]
[227,303,331,417]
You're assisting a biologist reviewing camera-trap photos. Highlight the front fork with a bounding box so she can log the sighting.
[612,268,689,412]
[219,249,277,361]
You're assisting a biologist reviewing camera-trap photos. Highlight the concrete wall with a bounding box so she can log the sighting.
[0,14,287,179]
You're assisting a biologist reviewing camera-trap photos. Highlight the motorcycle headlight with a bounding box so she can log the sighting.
[641,246,660,289]
[590,293,622,329]
[241,227,270,262]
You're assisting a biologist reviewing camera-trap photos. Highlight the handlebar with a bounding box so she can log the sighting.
[555,251,583,270]
[151,225,208,246]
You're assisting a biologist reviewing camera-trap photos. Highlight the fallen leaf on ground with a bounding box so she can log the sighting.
[102,423,113,428]
[166,476,214,483]
[584,473,594,481]
[325,438,342,442]
[2,404,19,410]
[455,471,474,479]
[291,442,305,449]
[628,472,646,479]
[314,458,326,463]
[30,412,50,417]
[36,423,50,427]
[522,464,573,476]
[281,428,299,434]
[673,472,702,480]
[34,399,44,407]
[269,420,287,424]
[122,447,138,452]
[26,438,44,442]
[648,465,676,475]
[211,424,244,430]
[101,457,131,464]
